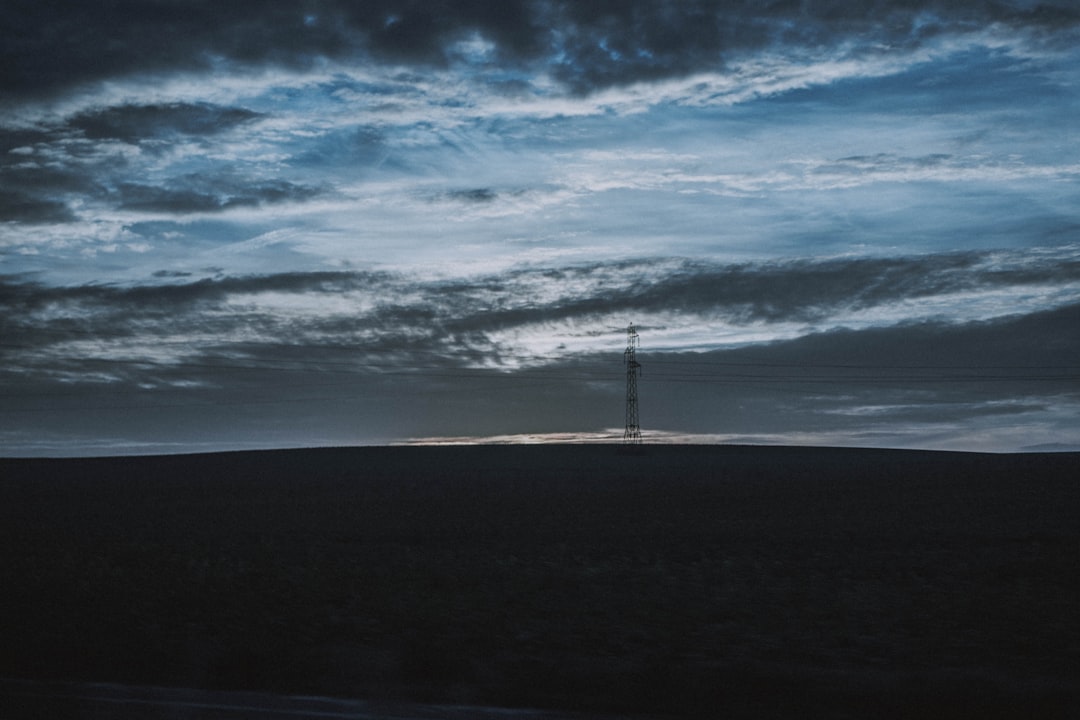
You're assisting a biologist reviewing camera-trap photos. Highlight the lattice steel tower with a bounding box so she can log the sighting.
[623,323,642,444]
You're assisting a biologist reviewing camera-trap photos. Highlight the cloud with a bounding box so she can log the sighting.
[0,104,264,225]
[69,103,262,143]
[4,1,1078,103]
[546,1,1080,92]
[0,134,109,225]
[438,249,1080,339]
[115,176,323,214]
[796,153,1080,190]
[0,270,387,316]
[4,2,1074,249]
[0,107,300,230]
[4,247,1077,370]
[553,147,1080,203]
[444,188,498,203]
[0,189,75,224]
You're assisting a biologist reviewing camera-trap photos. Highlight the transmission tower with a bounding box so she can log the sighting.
[623,323,642,444]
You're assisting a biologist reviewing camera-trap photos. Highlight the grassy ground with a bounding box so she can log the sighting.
[1,445,1078,717]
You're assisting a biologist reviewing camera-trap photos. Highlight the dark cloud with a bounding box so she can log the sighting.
[445,188,497,202]
[116,176,322,214]
[0,103,267,224]
[116,184,229,214]
[0,127,53,154]
[69,103,262,144]
[437,251,1080,333]
[122,221,259,248]
[0,189,75,224]
[0,135,107,224]
[546,1,766,92]
[0,158,102,195]
[0,270,387,316]
[3,1,1078,101]
[0,1,336,100]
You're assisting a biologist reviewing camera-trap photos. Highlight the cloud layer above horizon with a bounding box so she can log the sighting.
[2,1,1079,454]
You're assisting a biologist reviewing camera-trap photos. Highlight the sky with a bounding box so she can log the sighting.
[2,0,1079,456]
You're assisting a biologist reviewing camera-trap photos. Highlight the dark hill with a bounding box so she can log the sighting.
[2,445,1078,718]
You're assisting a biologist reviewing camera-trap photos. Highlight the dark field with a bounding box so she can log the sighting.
[1,444,1078,718]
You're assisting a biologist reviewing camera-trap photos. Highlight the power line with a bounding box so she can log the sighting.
[648,358,1077,371]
